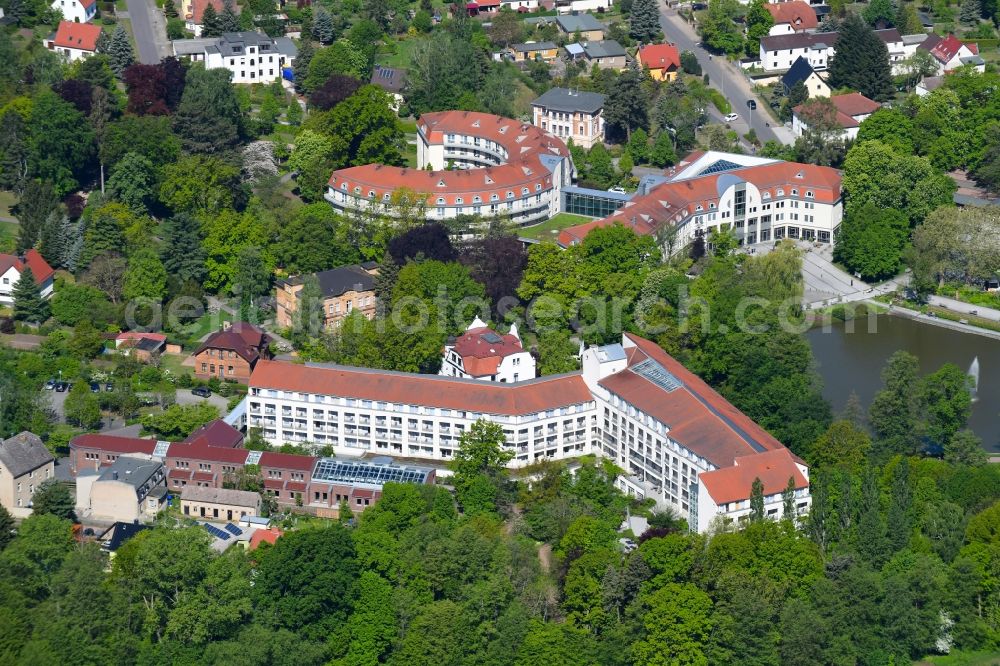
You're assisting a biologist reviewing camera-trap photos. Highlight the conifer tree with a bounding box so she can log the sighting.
[313,5,335,44]
[0,111,30,194]
[15,180,58,252]
[827,13,893,101]
[107,25,135,78]
[782,477,796,521]
[38,210,68,268]
[160,214,207,284]
[629,0,662,42]
[373,251,398,316]
[293,39,315,94]
[886,458,912,553]
[960,0,982,25]
[856,466,889,565]
[201,3,222,37]
[749,476,765,522]
[12,267,50,324]
[0,504,14,551]
[218,0,240,33]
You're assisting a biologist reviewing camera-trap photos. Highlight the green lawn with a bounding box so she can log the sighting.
[181,309,233,346]
[0,221,17,254]
[519,213,593,241]
[0,191,16,219]
[403,135,418,168]
[376,37,419,68]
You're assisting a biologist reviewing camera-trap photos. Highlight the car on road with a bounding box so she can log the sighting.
[191,387,212,398]
[44,379,56,390]
[89,382,101,393]
[55,382,68,392]
[724,113,739,122]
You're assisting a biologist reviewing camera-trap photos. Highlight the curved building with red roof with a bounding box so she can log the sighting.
[325,111,573,226]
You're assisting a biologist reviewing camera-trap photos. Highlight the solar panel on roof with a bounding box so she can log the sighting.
[203,524,231,540]
[153,441,170,457]
[224,523,243,536]
[311,458,430,486]
[245,450,263,465]
[632,358,683,392]
[699,159,743,176]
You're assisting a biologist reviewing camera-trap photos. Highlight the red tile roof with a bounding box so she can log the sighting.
[80,0,97,8]
[559,158,842,247]
[195,322,269,365]
[116,331,168,344]
[250,360,593,416]
[249,527,283,549]
[794,93,880,129]
[450,326,524,377]
[187,0,224,22]
[259,451,316,472]
[926,33,973,63]
[764,1,817,30]
[328,111,570,207]
[183,419,244,449]
[0,250,54,285]
[51,21,102,52]
[71,434,158,455]
[699,448,808,504]
[637,43,681,72]
[598,334,789,470]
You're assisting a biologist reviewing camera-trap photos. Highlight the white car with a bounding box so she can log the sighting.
[724,113,739,122]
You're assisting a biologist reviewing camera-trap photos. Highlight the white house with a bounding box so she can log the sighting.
[45,20,102,62]
[792,92,881,141]
[759,28,927,73]
[763,1,817,35]
[440,318,537,383]
[920,33,985,73]
[52,0,96,23]
[171,31,297,84]
[554,0,612,13]
[184,0,224,37]
[0,250,55,306]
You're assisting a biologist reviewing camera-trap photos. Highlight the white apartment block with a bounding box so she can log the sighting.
[247,332,811,532]
[171,31,297,84]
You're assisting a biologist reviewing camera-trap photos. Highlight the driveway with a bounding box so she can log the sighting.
[657,7,795,146]
[124,0,169,64]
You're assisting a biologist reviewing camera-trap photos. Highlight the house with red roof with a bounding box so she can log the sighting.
[919,33,984,73]
[51,0,97,24]
[764,1,817,35]
[440,317,536,383]
[248,527,283,549]
[46,20,102,61]
[184,0,224,36]
[192,322,271,383]
[792,92,881,141]
[114,331,167,362]
[636,43,681,81]
[0,250,54,306]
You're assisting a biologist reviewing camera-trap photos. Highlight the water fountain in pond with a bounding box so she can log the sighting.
[969,356,980,403]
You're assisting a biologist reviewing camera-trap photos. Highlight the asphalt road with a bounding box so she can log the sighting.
[125,0,169,65]
[658,6,795,146]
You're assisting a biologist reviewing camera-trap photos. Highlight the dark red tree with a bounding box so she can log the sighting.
[309,74,363,111]
[160,57,188,111]
[388,223,457,265]
[57,79,94,115]
[124,63,169,116]
[459,234,527,307]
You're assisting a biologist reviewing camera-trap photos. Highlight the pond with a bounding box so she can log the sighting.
[806,313,1000,453]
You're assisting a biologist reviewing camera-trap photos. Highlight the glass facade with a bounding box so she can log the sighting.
[563,190,628,218]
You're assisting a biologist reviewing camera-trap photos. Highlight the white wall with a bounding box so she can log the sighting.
[52,0,97,23]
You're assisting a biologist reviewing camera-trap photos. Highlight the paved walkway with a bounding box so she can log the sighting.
[925,294,1000,323]
[125,0,169,64]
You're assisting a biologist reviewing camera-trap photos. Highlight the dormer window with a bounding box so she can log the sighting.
[791,188,798,196]
[473,196,482,203]
[490,193,499,201]
[506,191,514,199]
[521,187,529,195]
[762,191,770,199]
[709,203,716,209]
[340,182,348,190]
[368,190,375,198]
[805,190,814,198]
[455,197,464,204]
[485,175,494,184]
[436,197,446,205]
[437,179,446,187]
[776,188,784,196]
[695,204,703,212]
[535,184,542,191]
[383,193,390,201]
[353,186,361,194]
[472,120,480,127]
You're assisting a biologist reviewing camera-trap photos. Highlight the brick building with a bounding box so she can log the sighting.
[192,322,271,383]
[275,262,379,329]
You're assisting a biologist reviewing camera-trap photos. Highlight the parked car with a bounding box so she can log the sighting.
[55,382,68,392]
[724,112,739,122]
[191,387,212,398]
[105,383,115,392]
[44,379,56,390]
[89,382,100,393]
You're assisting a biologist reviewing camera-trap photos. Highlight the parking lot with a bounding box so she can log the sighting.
[45,382,232,426]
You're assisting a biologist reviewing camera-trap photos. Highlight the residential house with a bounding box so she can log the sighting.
[45,20,102,61]
[463,0,501,14]
[577,39,627,69]
[920,33,984,73]
[171,31,297,83]
[555,13,605,41]
[114,332,167,362]
[554,0,612,14]
[531,87,606,148]
[0,250,54,306]
[184,0,224,36]
[370,65,406,112]
[248,527,283,549]
[98,522,151,557]
[180,485,260,522]
[508,41,559,62]
[0,432,55,517]
[501,0,539,10]
[193,321,271,382]
[764,1,817,35]
[780,56,830,98]
[759,32,836,71]
[275,262,379,329]
[440,318,536,383]
[636,43,681,81]
[916,75,944,97]
[792,92,881,141]
[52,0,96,23]
[77,455,168,523]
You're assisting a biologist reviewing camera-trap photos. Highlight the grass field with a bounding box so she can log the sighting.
[182,309,233,346]
[519,213,593,241]
[376,38,419,68]
[0,191,16,219]
[0,221,17,254]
